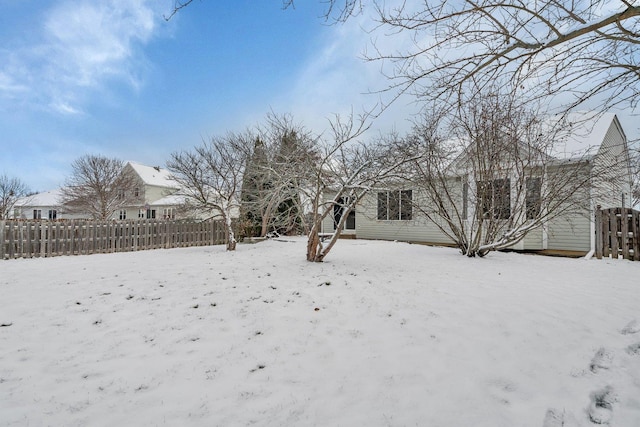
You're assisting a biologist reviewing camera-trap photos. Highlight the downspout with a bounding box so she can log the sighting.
[586,161,595,259]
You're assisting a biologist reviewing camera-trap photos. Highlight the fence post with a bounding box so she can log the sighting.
[0,220,5,260]
[633,210,640,261]
[596,205,603,259]
[621,208,630,260]
[609,209,619,258]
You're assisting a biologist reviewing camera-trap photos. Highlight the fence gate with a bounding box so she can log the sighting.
[595,207,640,261]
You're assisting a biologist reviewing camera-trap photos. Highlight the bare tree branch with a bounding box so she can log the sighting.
[0,175,30,220]
[164,0,196,21]
[60,155,135,220]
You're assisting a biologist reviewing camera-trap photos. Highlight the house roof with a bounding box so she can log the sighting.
[546,111,618,160]
[127,161,179,189]
[15,189,63,207]
[446,111,620,173]
[150,194,189,206]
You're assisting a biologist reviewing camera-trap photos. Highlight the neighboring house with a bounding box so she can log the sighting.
[324,112,632,256]
[110,162,181,221]
[112,161,231,221]
[12,189,85,220]
[13,162,188,221]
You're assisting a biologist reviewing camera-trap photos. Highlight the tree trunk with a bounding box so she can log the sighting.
[306,232,321,261]
[225,215,236,251]
[306,223,325,262]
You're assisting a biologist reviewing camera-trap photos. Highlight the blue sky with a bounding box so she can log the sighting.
[1,1,637,191]
[0,0,396,191]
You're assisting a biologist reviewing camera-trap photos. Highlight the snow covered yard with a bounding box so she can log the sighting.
[1,238,639,427]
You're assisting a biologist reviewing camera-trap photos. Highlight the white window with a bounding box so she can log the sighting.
[119,210,127,220]
[48,209,57,220]
[33,209,42,219]
[162,208,175,220]
[138,209,146,219]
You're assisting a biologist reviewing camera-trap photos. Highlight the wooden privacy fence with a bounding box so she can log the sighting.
[595,207,640,261]
[0,219,227,260]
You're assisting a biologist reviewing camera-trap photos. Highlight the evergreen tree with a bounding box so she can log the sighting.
[240,137,269,238]
[273,129,305,235]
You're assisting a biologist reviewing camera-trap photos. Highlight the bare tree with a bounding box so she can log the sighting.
[167,133,250,251]
[405,90,626,257]
[304,113,422,262]
[283,1,640,113]
[60,155,136,220]
[0,175,30,220]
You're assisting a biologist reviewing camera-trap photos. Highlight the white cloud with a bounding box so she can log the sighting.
[0,0,168,114]
[274,5,421,137]
[278,0,639,141]
[0,70,28,94]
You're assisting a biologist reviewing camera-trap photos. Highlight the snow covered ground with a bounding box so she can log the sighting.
[1,238,639,426]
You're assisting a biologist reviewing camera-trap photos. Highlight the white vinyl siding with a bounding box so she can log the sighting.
[356,190,453,244]
[547,213,591,252]
[591,120,632,209]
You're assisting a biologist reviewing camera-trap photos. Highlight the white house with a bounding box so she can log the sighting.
[12,189,86,220]
[13,162,187,221]
[110,162,182,221]
[325,112,632,256]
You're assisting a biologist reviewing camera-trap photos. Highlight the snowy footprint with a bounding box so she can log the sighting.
[589,347,613,373]
[542,408,580,427]
[626,342,640,356]
[620,319,640,335]
[588,386,616,425]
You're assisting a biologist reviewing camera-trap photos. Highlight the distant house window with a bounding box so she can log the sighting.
[134,187,140,197]
[526,177,542,220]
[48,210,57,220]
[119,210,127,220]
[477,179,510,219]
[117,189,125,200]
[162,208,175,220]
[138,209,146,219]
[146,209,156,219]
[377,190,412,221]
[33,209,42,219]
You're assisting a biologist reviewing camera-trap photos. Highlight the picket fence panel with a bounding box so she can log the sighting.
[595,207,640,261]
[0,219,226,260]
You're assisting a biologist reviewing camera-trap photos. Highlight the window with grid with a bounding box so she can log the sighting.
[526,177,542,220]
[477,179,510,220]
[377,190,413,220]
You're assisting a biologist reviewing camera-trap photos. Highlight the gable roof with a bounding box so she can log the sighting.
[15,189,63,207]
[126,162,178,189]
[447,111,621,173]
[546,111,619,160]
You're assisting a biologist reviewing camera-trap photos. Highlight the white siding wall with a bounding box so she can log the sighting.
[547,212,591,252]
[521,228,543,250]
[356,189,454,244]
[145,185,176,204]
[591,119,632,209]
